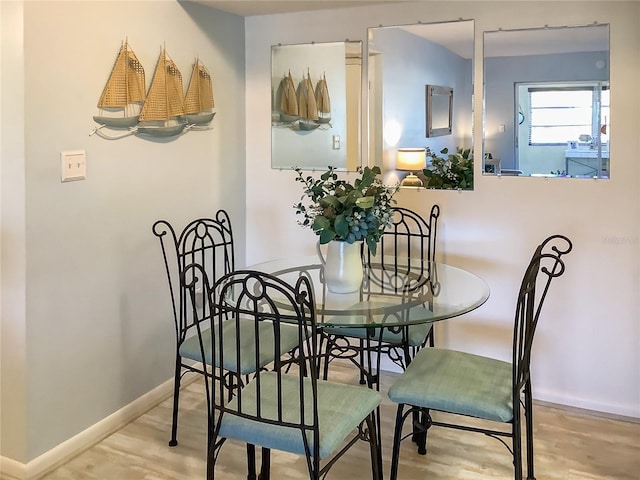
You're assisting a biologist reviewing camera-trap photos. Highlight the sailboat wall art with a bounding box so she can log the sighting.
[137,45,187,137]
[271,68,332,132]
[92,39,146,129]
[184,58,216,125]
[271,40,362,171]
[90,40,216,140]
[297,70,320,131]
[278,71,299,123]
[315,73,331,124]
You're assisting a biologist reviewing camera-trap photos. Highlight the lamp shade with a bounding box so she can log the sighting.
[397,148,426,172]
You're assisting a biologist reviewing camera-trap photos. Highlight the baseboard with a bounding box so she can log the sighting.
[0,457,25,480]
[0,373,199,480]
[534,388,640,421]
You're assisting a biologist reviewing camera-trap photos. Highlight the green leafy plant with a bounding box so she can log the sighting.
[294,166,398,255]
[422,147,474,190]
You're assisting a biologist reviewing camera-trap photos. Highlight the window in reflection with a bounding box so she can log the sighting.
[483,24,610,178]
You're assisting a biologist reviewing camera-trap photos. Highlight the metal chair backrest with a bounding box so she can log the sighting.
[152,211,235,344]
[512,234,572,393]
[183,267,319,457]
[364,205,440,296]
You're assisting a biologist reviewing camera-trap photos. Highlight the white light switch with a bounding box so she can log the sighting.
[61,150,86,182]
[498,124,505,133]
[332,135,341,150]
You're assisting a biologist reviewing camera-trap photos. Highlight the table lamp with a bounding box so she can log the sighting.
[397,148,426,187]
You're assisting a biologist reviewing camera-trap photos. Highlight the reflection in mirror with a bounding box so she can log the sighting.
[271,41,362,171]
[426,85,453,137]
[368,20,474,189]
[483,24,610,178]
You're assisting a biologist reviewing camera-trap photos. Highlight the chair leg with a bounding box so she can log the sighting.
[206,440,217,480]
[246,444,257,480]
[411,409,420,444]
[415,408,430,455]
[318,333,329,380]
[258,447,270,480]
[390,404,408,480]
[169,357,182,447]
[524,383,536,480]
[359,339,367,384]
[512,398,523,480]
[366,413,383,480]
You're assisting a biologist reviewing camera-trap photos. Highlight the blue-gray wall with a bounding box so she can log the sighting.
[485,50,609,169]
[377,27,473,158]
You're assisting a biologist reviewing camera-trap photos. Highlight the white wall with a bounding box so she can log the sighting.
[1,0,29,465]
[245,1,640,418]
[1,0,246,463]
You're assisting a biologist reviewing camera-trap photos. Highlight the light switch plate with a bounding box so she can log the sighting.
[61,150,86,182]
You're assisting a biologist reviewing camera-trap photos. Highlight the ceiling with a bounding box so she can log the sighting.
[188,1,608,58]
[187,0,401,17]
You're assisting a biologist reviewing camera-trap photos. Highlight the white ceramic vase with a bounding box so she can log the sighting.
[317,240,364,294]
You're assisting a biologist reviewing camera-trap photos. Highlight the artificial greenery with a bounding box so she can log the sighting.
[422,147,474,190]
[294,166,398,255]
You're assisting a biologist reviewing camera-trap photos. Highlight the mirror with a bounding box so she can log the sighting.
[368,20,474,189]
[483,24,610,178]
[426,85,453,137]
[271,41,362,171]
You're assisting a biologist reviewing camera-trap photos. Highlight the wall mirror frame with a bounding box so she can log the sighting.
[368,19,474,190]
[271,40,363,171]
[426,85,453,137]
[483,23,610,179]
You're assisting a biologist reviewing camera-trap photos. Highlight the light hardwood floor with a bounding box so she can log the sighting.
[42,362,639,479]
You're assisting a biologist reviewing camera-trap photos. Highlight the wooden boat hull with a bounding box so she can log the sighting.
[185,112,215,125]
[137,123,186,137]
[93,115,140,129]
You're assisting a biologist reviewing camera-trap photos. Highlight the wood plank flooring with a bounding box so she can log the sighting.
[42,362,640,479]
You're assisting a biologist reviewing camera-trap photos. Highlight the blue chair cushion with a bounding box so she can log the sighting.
[387,348,513,423]
[179,320,303,376]
[219,372,381,459]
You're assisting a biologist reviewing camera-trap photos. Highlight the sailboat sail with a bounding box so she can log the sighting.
[298,71,319,130]
[315,73,331,124]
[184,59,215,125]
[137,46,186,137]
[93,40,145,128]
[298,71,318,121]
[279,71,299,123]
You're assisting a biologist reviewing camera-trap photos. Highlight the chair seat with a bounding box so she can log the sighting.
[219,372,381,459]
[323,304,434,347]
[180,320,302,375]
[387,348,513,422]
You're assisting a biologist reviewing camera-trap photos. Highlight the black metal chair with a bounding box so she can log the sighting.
[321,205,440,386]
[387,234,573,480]
[153,211,302,447]
[182,267,382,480]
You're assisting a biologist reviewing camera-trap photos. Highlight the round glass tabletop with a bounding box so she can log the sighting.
[247,256,490,328]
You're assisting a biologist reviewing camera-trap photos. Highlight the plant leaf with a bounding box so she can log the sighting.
[367,236,377,256]
[334,214,349,238]
[319,229,336,244]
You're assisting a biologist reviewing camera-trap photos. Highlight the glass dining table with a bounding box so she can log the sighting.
[245,255,490,468]
[248,255,490,330]
[247,254,489,380]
